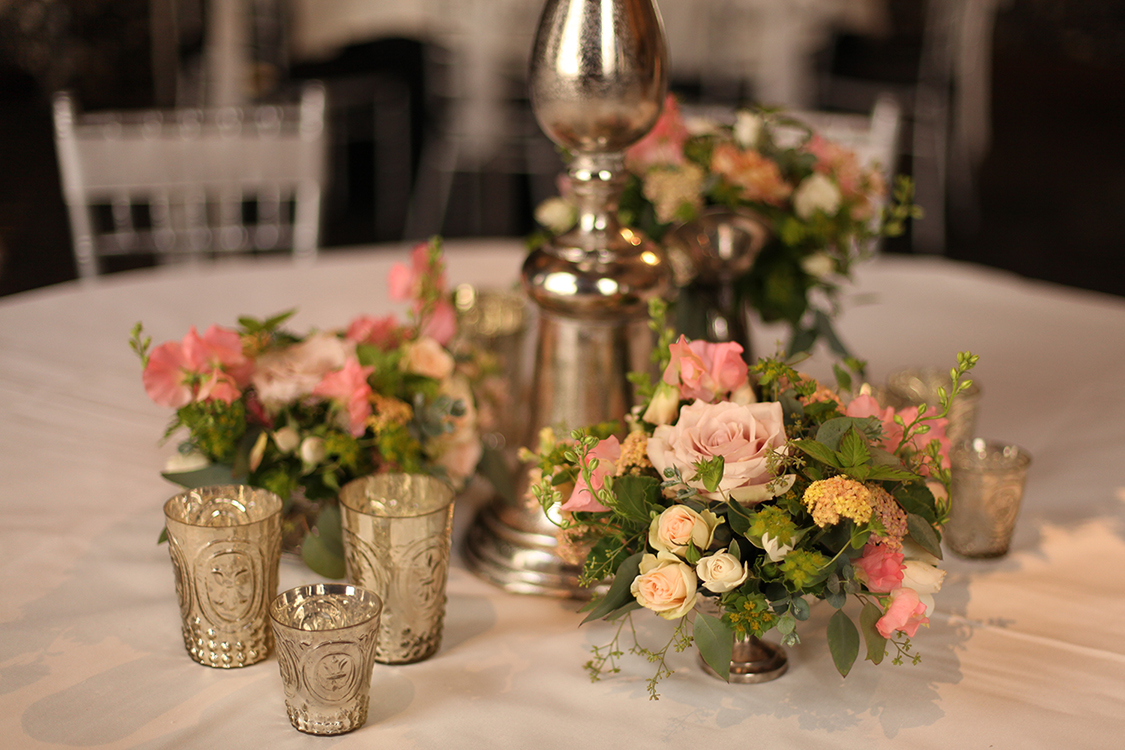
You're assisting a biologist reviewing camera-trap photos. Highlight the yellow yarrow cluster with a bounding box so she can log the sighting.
[803,475,874,528]
[368,393,413,432]
[616,431,652,475]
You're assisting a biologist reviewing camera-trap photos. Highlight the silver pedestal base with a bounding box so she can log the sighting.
[699,636,789,684]
[462,503,591,599]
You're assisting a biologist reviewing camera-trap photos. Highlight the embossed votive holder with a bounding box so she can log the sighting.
[339,474,455,664]
[163,485,283,667]
[947,439,1032,558]
[269,583,383,735]
[886,366,983,446]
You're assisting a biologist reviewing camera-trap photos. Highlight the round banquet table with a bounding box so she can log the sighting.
[2,239,1124,749]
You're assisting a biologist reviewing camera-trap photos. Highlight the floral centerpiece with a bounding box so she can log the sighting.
[131,238,480,577]
[529,303,976,697]
[533,95,920,357]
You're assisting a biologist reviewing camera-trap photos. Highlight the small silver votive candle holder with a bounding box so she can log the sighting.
[339,473,455,664]
[886,366,982,447]
[269,583,383,735]
[947,439,1032,558]
[163,485,283,667]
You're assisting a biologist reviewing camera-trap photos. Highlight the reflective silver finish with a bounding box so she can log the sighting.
[698,634,789,684]
[464,0,672,597]
[885,366,983,447]
[163,485,282,668]
[269,584,383,735]
[339,474,455,663]
[665,206,771,355]
[947,439,1032,558]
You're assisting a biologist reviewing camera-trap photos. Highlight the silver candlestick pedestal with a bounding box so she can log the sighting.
[463,0,671,596]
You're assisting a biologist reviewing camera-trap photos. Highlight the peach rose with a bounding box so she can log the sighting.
[631,551,698,619]
[648,505,721,555]
[401,336,455,380]
[646,399,788,505]
[710,142,792,205]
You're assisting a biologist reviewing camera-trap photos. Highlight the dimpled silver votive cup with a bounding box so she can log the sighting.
[270,583,383,735]
[339,473,455,664]
[163,485,283,667]
[947,439,1032,558]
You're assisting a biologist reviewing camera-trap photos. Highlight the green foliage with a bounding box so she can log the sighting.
[301,503,345,579]
[828,609,860,677]
[694,610,734,682]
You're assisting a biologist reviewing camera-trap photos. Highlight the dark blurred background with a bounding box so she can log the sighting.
[2,0,1124,297]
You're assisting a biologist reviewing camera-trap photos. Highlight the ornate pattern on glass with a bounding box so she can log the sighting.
[339,474,455,664]
[270,584,383,736]
[163,485,282,667]
[947,440,1032,558]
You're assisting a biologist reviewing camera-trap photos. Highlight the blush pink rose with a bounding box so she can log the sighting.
[251,332,354,411]
[312,358,375,436]
[876,587,929,638]
[559,435,621,514]
[625,94,689,171]
[662,335,748,402]
[854,543,905,593]
[646,399,787,504]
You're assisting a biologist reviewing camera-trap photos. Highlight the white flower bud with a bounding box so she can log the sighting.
[793,172,842,220]
[272,426,300,454]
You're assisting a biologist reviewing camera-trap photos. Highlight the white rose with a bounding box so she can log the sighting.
[793,172,842,220]
[251,332,354,411]
[164,450,209,473]
[631,551,698,619]
[299,436,327,469]
[272,426,300,454]
[401,337,455,380]
[734,110,763,149]
[800,251,835,279]
[696,549,749,593]
[534,196,577,234]
[902,560,945,598]
[641,381,680,426]
[648,505,722,555]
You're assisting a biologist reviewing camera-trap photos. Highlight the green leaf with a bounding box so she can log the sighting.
[725,501,752,535]
[581,552,643,625]
[790,596,811,620]
[694,455,725,494]
[157,527,168,545]
[609,475,661,524]
[827,609,860,677]
[816,417,878,452]
[895,482,939,525]
[906,513,943,560]
[860,602,887,665]
[792,438,841,468]
[694,610,734,682]
[837,428,870,468]
[826,587,847,609]
[865,464,919,482]
[161,463,244,488]
[728,538,742,560]
[684,541,702,565]
[301,504,346,579]
[832,362,853,393]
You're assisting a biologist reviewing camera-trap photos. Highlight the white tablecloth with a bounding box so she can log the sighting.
[2,240,1124,748]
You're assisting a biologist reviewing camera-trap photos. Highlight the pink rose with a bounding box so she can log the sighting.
[630,551,698,619]
[559,436,621,514]
[662,335,748,402]
[346,314,403,350]
[625,94,689,172]
[876,587,929,638]
[646,399,787,505]
[854,543,905,593]
[312,358,375,437]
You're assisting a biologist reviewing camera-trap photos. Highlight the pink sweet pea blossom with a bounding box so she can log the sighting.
[876,587,929,638]
[661,336,748,402]
[183,325,252,387]
[421,298,457,346]
[345,314,403,350]
[845,394,950,471]
[560,436,621,514]
[625,94,689,171]
[142,325,250,408]
[142,340,195,408]
[312,358,375,437]
[388,242,455,345]
[854,543,905,593]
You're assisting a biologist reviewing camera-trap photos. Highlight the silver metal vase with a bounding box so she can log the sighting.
[463,0,672,597]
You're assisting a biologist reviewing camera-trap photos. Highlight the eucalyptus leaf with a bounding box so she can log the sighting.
[827,609,860,677]
[694,611,734,682]
[826,587,846,609]
[860,601,887,665]
[581,552,643,625]
[161,463,244,488]
[790,596,811,621]
[906,513,943,560]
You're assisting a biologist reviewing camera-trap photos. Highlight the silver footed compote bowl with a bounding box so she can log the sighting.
[464,0,672,597]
